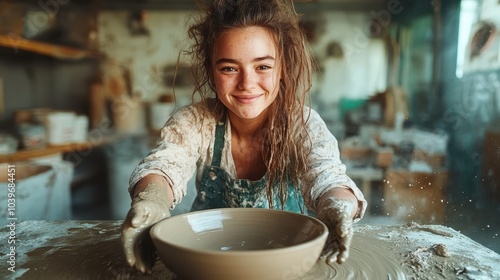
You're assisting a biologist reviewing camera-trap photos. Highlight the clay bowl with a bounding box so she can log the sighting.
[150,208,328,280]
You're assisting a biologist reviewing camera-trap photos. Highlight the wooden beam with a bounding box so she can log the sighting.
[0,77,4,118]
[0,34,102,60]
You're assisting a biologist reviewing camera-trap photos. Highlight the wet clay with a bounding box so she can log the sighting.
[297,233,407,280]
[1,221,499,280]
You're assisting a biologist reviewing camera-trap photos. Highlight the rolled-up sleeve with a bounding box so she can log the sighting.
[129,105,203,207]
[300,109,367,221]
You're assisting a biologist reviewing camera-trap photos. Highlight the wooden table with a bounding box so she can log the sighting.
[346,166,384,207]
[1,220,499,279]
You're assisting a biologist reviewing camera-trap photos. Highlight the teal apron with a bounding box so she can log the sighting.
[191,120,305,213]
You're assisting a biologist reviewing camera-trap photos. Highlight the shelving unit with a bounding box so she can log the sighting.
[0,135,122,164]
[0,34,102,60]
[0,33,105,163]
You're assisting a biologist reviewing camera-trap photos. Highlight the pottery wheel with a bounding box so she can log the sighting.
[299,232,408,280]
[8,221,499,280]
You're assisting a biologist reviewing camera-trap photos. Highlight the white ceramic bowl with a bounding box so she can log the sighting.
[150,208,328,280]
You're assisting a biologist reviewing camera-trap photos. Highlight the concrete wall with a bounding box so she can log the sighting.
[95,9,388,121]
[97,10,194,103]
[0,57,99,132]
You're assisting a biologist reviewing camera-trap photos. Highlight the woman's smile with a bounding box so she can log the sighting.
[233,94,263,104]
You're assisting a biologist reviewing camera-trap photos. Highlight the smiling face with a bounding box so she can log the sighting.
[212,26,281,123]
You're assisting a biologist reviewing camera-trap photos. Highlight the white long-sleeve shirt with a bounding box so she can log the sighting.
[129,102,367,221]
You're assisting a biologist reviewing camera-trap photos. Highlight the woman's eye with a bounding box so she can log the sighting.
[258,65,271,70]
[221,67,236,72]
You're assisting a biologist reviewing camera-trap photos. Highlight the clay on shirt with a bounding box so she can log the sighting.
[128,102,367,219]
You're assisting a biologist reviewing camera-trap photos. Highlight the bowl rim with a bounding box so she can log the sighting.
[150,208,329,257]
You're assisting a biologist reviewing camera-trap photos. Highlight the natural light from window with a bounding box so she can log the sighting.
[456,0,481,78]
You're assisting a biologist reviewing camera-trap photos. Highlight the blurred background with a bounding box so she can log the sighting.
[0,0,499,253]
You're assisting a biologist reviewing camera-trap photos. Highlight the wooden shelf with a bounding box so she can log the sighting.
[0,136,120,163]
[0,34,102,60]
[1,142,95,163]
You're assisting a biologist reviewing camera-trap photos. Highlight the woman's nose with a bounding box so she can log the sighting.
[238,70,257,90]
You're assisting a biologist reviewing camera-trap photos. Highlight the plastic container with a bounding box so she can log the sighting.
[46,112,76,145]
[0,162,73,225]
[72,115,89,142]
[0,133,18,154]
[150,102,175,130]
[18,123,46,149]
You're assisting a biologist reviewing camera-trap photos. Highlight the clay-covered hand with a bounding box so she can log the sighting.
[121,182,171,273]
[316,198,355,265]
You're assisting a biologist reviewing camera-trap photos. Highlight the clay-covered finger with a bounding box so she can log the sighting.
[121,228,138,267]
[133,230,149,273]
[135,254,152,274]
[134,255,147,274]
[321,244,332,258]
[337,247,349,264]
[320,232,335,255]
[337,221,350,238]
[326,249,340,265]
[130,206,150,228]
[135,228,157,274]
[334,212,352,235]
[321,234,340,265]
[335,217,353,247]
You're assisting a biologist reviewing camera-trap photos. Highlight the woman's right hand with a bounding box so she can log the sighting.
[121,181,172,274]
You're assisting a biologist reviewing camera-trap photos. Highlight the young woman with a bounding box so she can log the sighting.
[121,0,367,273]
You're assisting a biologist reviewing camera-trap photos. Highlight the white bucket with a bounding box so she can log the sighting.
[46,112,76,145]
[72,115,89,142]
[0,162,73,226]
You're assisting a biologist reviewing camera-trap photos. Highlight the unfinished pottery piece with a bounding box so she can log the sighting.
[150,208,328,280]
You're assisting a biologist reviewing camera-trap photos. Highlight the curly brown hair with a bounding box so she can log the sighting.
[185,0,313,209]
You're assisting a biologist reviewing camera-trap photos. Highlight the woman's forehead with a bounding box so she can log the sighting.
[212,26,279,61]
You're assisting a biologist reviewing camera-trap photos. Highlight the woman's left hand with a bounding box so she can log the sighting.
[316,197,355,264]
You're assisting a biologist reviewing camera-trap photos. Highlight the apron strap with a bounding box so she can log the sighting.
[211,120,226,167]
